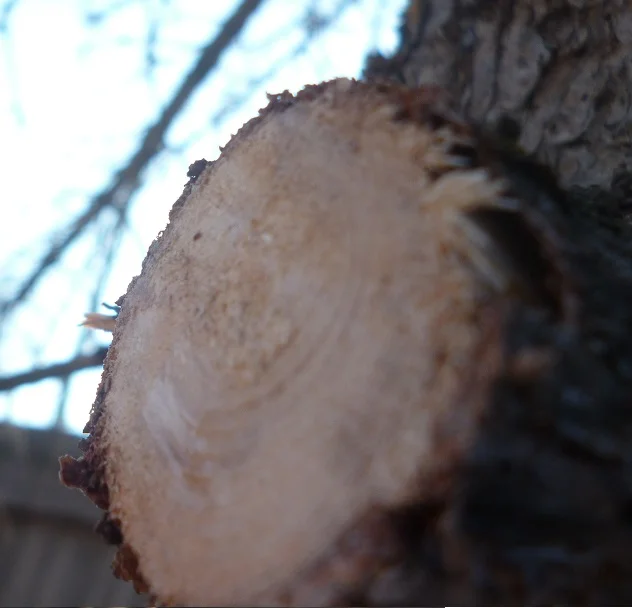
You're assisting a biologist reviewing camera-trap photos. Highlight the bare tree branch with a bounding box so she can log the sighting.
[177,0,356,151]
[0,347,109,392]
[0,0,266,319]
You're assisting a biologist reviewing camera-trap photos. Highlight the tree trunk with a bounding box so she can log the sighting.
[359,1,632,604]
[368,0,632,189]
[60,2,632,606]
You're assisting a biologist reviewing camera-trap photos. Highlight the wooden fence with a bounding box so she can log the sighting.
[0,423,146,606]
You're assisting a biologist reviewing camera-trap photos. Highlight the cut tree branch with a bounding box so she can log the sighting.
[0,0,265,318]
[0,347,109,391]
[59,76,632,606]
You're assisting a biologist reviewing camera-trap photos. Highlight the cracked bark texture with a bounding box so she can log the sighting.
[368,0,632,189]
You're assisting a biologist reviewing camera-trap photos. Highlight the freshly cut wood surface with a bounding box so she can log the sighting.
[60,78,632,606]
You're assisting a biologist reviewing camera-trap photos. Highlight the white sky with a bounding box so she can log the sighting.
[0,0,407,434]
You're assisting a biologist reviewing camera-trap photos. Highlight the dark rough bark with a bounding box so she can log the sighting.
[359,1,632,606]
[354,149,632,608]
[366,0,632,189]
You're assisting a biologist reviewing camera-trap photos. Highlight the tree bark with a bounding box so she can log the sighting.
[367,0,632,189]
[357,1,632,605]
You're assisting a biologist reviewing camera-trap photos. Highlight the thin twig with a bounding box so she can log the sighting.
[176,0,356,151]
[0,347,109,391]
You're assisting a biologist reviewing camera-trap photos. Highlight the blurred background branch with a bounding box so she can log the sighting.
[0,346,108,391]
